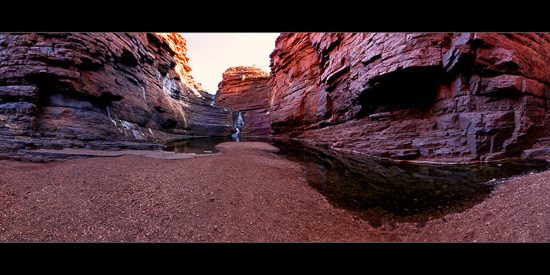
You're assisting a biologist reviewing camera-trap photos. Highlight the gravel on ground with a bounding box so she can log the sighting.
[0,142,548,242]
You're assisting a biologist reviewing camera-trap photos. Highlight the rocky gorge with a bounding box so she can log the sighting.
[218,33,550,163]
[0,33,232,161]
[2,32,550,242]
[4,33,550,164]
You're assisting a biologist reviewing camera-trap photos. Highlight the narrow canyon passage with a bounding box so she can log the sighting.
[2,33,550,243]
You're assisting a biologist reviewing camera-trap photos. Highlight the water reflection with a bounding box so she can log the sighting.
[161,136,272,154]
[271,139,549,226]
[161,136,233,154]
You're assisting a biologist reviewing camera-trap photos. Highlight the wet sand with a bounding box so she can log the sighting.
[0,142,549,242]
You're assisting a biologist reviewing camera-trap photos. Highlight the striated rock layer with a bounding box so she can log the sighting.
[0,33,232,160]
[6,32,550,163]
[215,66,271,136]
[217,33,550,163]
[265,33,550,162]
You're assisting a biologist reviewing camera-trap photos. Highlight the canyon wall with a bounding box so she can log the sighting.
[0,33,232,159]
[217,33,550,163]
[266,33,550,162]
[4,32,550,163]
[215,66,271,136]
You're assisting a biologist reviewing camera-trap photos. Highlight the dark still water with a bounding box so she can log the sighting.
[160,136,271,154]
[161,137,549,226]
[161,136,234,154]
[271,139,548,226]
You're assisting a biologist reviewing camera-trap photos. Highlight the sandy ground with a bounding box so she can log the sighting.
[23,148,199,160]
[0,142,548,242]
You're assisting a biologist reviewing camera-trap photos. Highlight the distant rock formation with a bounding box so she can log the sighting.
[0,33,231,160]
[215,66,271,136]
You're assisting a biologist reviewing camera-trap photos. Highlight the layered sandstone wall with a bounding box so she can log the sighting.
[266,33,550,162]
[215,33,550,162]
[7,32,550,163]
[215,66,271,136]
[0,33,231,159]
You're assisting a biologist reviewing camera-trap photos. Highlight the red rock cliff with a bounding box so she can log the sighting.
[156,33,199,90]
[216,33,550,163]
[215,66,270,136]
[0,33,231,159]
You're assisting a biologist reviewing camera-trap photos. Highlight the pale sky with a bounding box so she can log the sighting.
[180,33,280,94]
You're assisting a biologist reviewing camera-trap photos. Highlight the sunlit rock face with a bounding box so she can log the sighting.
[215,66,271,136]
[265,33,550,163]
[0,33,231,158]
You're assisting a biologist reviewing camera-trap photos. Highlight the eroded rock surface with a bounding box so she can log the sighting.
[215,66,270,136]
[264,33,550,162]
[0,33,231,160]
[4,33,550,163]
